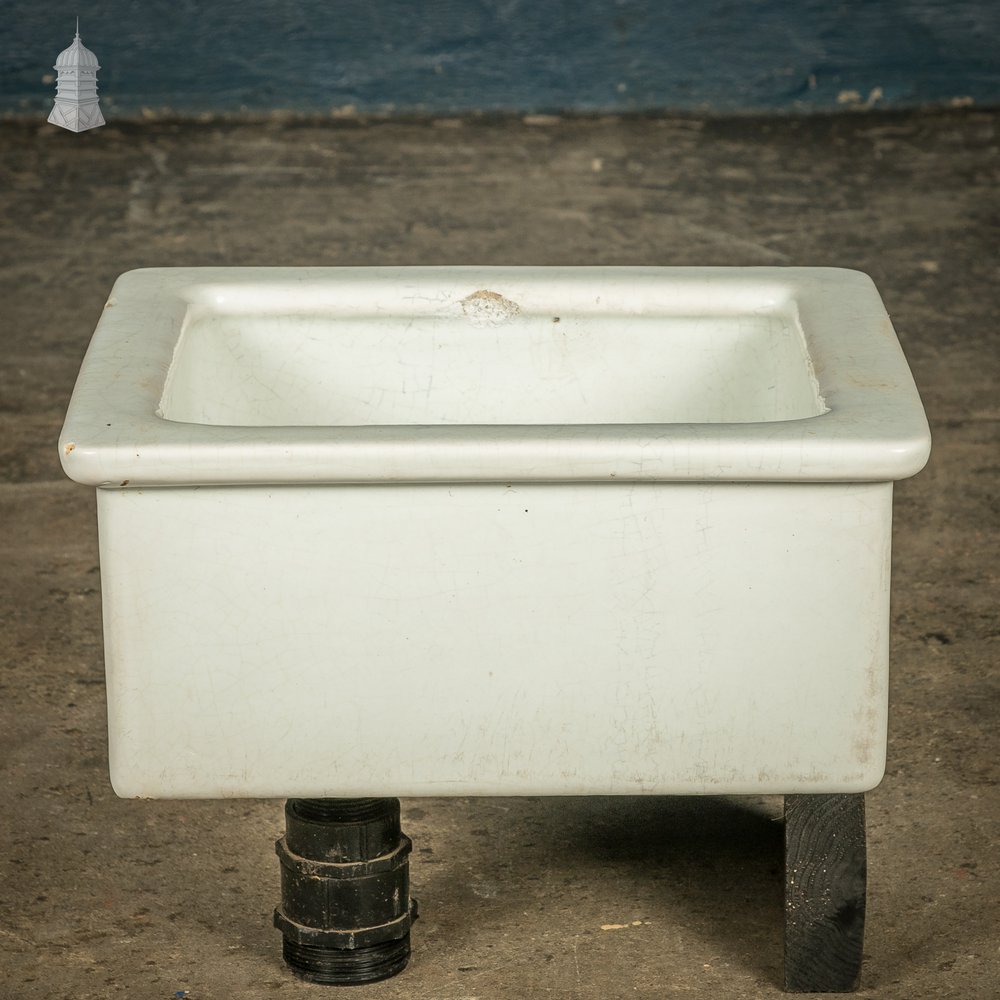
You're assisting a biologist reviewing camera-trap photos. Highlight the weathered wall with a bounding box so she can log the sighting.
[4,1,999,115]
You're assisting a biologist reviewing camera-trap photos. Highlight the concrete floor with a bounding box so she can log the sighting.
[0,109,997,999]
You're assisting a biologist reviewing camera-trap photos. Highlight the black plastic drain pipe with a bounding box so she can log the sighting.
[274,798,417,985]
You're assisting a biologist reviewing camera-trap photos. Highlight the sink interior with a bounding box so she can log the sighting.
[159,305,826,427]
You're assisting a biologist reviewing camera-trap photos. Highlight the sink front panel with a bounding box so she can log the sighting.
[97,481,892,799]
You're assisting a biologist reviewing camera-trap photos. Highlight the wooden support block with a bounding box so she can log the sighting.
[784,794,867,993]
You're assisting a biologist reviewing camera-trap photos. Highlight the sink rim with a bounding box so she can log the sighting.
[59,265,932,486]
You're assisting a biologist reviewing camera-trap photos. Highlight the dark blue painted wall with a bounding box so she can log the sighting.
[3,1,999,116]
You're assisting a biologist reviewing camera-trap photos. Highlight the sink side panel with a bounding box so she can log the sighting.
[96,482,892,798]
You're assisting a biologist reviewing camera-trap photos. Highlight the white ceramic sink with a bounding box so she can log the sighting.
[160,292,824,427]
[60,267,930,799]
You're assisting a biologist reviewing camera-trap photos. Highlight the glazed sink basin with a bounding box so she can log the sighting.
[59,267,930,798]
[159,288,824,428]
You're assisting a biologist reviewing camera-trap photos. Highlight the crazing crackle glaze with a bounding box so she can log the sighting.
[59,267,930,798]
